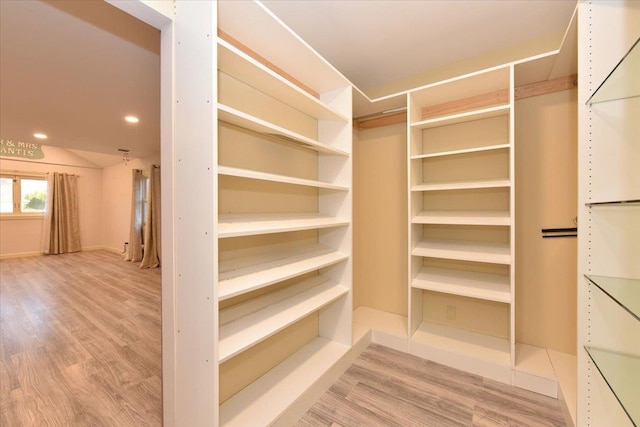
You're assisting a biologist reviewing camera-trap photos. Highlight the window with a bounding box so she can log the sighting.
[0,173,47,217]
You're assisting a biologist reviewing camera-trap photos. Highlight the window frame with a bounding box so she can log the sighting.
[0,172,48,220]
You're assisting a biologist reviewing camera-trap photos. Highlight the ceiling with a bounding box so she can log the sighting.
[262,0,577,94]
[0,0,160,160]
[1,1,577,161]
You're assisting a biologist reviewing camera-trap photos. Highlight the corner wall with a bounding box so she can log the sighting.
[0,146,104,257]
[353,123,408,316]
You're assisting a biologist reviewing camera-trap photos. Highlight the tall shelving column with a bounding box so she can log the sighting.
[577,2,640,426]
[407,66,515,383]
[217,2,353,426]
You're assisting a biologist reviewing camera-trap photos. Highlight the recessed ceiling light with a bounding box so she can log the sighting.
[125,116,139,123]
[33,133,47,139]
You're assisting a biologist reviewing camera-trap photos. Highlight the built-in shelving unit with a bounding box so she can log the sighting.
[216,1,353,425]
[407,65,515,381]
[578,6,640,426]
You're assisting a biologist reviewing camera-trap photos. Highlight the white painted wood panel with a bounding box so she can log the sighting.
[412,210,510,226]
[219,276,348,362]
[220,338,350,427]
[218,104,348,156]
[412,239,511,264]
[218,39,348,122]
[218,165,348,191]
[411,105,510,129]
[412,266,510,303]
[218,213,349,238]
[219,244,348,300]
[411,178,510,192]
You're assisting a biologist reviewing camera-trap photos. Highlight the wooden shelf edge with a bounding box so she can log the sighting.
[220,337,350,427]
[218,165,348,191]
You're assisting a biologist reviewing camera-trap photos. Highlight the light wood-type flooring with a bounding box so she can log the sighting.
[2,251,566,426]
[297,343,566,427]
[0,250,162,426]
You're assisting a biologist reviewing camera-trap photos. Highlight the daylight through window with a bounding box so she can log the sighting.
[0,173,47,216]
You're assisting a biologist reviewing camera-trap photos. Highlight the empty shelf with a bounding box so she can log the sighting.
[218,165,348,191]
[585,275,640,321]
[218,213,349,238]
[218,104,348,156]
[412,178,510,192]
[584,347,640,426]
[413,239,511,265]
[412,210,510,226]
[411,143,510,159]
[412,266,511,303]
[220,337,349,426]
[218,39,348,122]
[412,321,511,367]
[411,104,510,129]
[219,275,348,362]
[219,244,348,300]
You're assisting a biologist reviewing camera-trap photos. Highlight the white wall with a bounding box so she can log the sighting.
[0,145,159,257]
[0,146,104,257]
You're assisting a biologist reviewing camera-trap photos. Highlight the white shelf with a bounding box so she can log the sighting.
[411,178,510,192]
[220,337,350,426]
[412,238,511,265]
[412,266,511,303]
[218,165,348,191]
[219,275,347,362]
[412,210,510,226]
[218,39,348,122]
[218,104,348,156]
[411,105,510,130]
[219,243,348,300]
[411,321,511,367]
[412,143,510,160]
[218,213,349,238]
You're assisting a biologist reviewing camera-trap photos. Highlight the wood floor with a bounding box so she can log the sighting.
[2,251,567,426]
[296,344,567,427]
[0,250,162,426]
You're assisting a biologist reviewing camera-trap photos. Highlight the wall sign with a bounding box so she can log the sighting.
[0,139,45,159]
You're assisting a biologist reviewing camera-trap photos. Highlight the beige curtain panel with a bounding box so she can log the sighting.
[41,172,81,255]
[140,165,161,269]
[125,169,145,262]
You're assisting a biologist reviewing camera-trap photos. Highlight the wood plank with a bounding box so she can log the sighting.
[411,178,511,192]
[218,165,348,191]
[412,210,511,226]
[412,105,510,129]
[296,344,566,427]
[218,29,320,99]
[219,277,348,362]
[220,337,350,426]
[218,104,349,156]
[0,251,161,426]
[218,40,348,121]
[357,75,577,130]
[218,213,349,238]
[411,266,511,303]
[355,111,407,130]
[412,239,511,265]
[515,74,577,100]
[421,89,509,121]
[219,244,348,301]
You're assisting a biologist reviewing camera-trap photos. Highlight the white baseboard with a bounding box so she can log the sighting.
[0,251,43,260]
[1,246,123,260]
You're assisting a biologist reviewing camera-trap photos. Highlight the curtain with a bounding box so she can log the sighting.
[140,165,161,269]
[124,169,145,262]
[41,173,81,255]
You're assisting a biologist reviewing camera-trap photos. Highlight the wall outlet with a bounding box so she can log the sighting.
[446,305,457,321]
